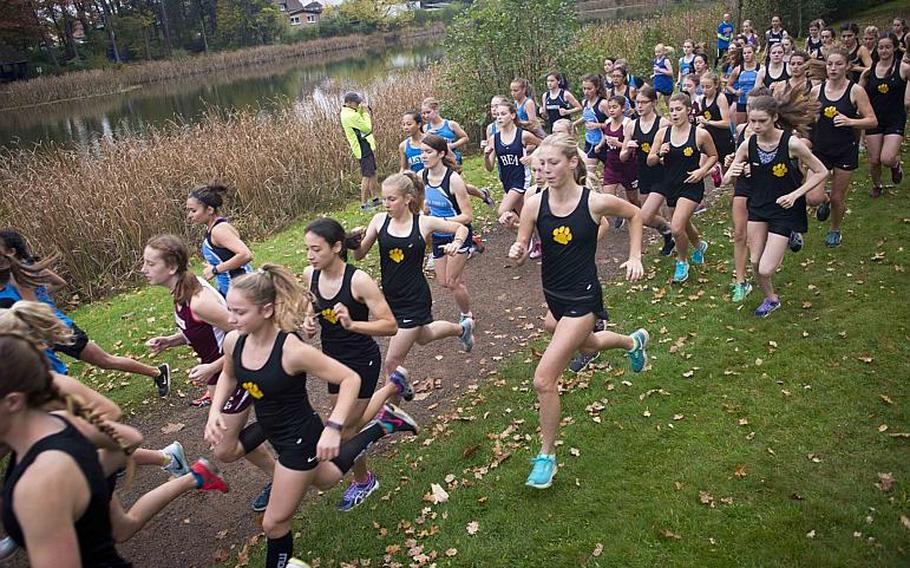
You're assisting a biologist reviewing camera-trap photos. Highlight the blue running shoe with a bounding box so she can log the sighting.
[161,441,190,477]
[627,329,649,373]
[825,230,842,248]
[377,403,419,435]
[788,231,803,253]
[673,260,689,283]
[251,481,272,512]
[389,366,413,401]
[816,199,831,221]
[337,472,379,512]
[526,454,557,489]
[754,297,781,317]
[459,318,475,352]
[691,240,708,265]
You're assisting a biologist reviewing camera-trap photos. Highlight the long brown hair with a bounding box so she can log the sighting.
[749,91,819,138]
[0,302,74,347]
[145,234,201,306]
[0,253,56,291]
[231,264,305,332]
[420,133,459,172]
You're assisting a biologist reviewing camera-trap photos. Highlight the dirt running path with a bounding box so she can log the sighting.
[13,213,656,567]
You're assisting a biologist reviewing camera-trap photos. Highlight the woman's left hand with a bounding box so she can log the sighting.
[203,264,216,280]
[776,192,798,209]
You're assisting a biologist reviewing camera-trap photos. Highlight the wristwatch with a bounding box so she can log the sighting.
[325,420,344,432]
[211,265,220,275]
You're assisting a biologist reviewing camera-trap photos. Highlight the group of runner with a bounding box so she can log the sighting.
[0,10,907,568]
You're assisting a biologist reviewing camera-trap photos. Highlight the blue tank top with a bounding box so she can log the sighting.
[423,168,459,237]
[424,119,462,164]
[582,98,607,145]
[202,218,253,296]
[515,99,530,121]
[736,65,760,105]
[0,283,68,374]
[403,138,423,172]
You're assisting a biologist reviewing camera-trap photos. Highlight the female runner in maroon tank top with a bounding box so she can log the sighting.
[142,234,276,512]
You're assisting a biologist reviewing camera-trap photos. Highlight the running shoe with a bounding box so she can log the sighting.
[459,317,475,352]
[425,254,435,270]
[672,260,689,283]
[480,187,496,209]
[288,559,312,568]
[337,472,379,512]
[568,351,600,374]
[816,200,831,222]
[626,328,649,373]
[612,217,626,230]
[754,297,781,318]
[731,281,753,303]
[529,238,543,259]
[471,234,485,254]
[694,202,708,215]
[892,163,903,185]
[376,403,419,435]
[691,240,708,265]
[370,197,381,208]
[161,441,190,477]
[825,230,842,248]
[660,232,675,256]
[389,366,414,401]
[788,231,804,253]
[870,185,883,198]
[526,454,557,489]
[251,481,272,512]
[154,363,170,397]
[0,536,19,560]
[190,458,229,493]
[191,391,212,407]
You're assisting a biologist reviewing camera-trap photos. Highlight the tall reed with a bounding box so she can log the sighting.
[0,26,442,111]
[0,70,436,299]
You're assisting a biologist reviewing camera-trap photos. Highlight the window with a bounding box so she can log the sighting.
[279,3,286,10]
[290,15,300,24]
[306,14,316,22]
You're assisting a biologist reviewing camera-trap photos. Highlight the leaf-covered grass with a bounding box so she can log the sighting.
[226,153,910,567]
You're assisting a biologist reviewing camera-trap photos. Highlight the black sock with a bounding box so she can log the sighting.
[331,422,385,473]
[239,422,267,454]
[266,532,293,568]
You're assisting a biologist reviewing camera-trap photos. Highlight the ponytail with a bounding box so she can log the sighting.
[0,301,74,346]
[304,217,363,262]
[231,264,305,332]
[145,235,201,306]
[382,172,425,215]
[0,252,56,290]
[188,183,230,212]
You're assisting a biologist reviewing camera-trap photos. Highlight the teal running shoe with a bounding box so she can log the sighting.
[731,282,753,303]
[627,329,649,373]
[526,454,557,489]
[691,240,708,265]
[825,230,842,248]
[673,260,689,283]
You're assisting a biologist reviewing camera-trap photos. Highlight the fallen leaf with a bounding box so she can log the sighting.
[592,543,603,557]
[880,394,894,405]
[660,528,682,540]
[424,483,449,504]
[876,472,894,492]
[807,453,822,463]
[445,548,458,557]
[673,414,685,421]
[160,422,185,434]
[699,490,715,507]
[734,465,747,479]
[569,447,581,457]
[806,529,816,538]
[901,515,910,531]
[466,521,479,535]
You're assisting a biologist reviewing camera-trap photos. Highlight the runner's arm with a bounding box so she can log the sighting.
[347,270,397,337]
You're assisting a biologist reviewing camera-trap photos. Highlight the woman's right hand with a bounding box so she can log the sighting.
[302,315,318,338]
[145,336,169,355]
[204,412,227,447]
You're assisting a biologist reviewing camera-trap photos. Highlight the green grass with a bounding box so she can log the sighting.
[219,151,910,567]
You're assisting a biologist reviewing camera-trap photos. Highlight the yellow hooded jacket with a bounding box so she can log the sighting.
[340,105,377,159]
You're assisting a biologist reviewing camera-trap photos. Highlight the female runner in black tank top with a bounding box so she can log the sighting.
[810,49,877,247]
[620,85,676,257]
[354,172,476,383]
[755,43,790,89]
[302,217,412,511]
[507,133,649,490]
[695,72,735,162]
[646,93,718,284]
[217,265,418,568]
[861,34,910,196]
[142,235,276,512]
[724,96,828,317]
[539,72,582,132]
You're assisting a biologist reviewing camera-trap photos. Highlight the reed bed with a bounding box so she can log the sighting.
[0,25,442,111]
[0,70,437,299]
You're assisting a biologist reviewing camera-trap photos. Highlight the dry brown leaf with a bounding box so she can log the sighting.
[445,548,458,557]
[592,543,604,557]
[160,422,185,434]
[734,465,747,479]
[661,528,682,540]
[876,472,895,492]
[424,483,449,505]
[901,515,910,531]
[880,394,894,405]
[806,529,816,538]
[466,521,479,535]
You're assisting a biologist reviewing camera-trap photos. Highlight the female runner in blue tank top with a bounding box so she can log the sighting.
[646,93,718,284]
[422,134,478,321]
[302,217,413,512]
[216,264,418,568]
[398,110,425,173]
[354,172,475,382]
[539,72,582,132]
[484,101,541,233]
[726,44,762,125]
[185,184,253,296]
[575,74,611,190]
[420,97,469,165]
[723,95,828,317]
[508,133,649,489]
[651,43,675,105]
[510,77,545,137]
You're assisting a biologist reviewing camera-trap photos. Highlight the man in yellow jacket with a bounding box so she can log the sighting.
[340,91,380,210]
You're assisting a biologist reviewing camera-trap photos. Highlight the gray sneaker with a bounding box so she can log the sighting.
[568,351,600,374]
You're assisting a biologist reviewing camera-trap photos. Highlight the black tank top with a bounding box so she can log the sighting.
[537,188,600,301]
[310,264,378,363]
[543,89,570,125]
[2,417,130,567]
[763,64,790,87]
[847,45,862,82]
[866,60,907,119]
[663,125,704,193]
[632,115,663,192]
[806,37,823,60]
[747,131,803,209]
[233,331,317,443]
[700,95,733,145]
[813,81,859,151]
[377,214,431,314]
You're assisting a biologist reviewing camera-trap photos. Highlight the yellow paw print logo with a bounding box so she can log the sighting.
[389,248,404,263]
[823,105,837,119]
[242,381,264,399]
[552,226,573,245]
[683,147,694,157]
[877,83,889,94]
[703,110,712,120]
[640,142,651,153]
[321,307,337,324]
[772,163,788,177]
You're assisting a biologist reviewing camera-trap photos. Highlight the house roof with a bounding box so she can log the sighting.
[280,0,323,14]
